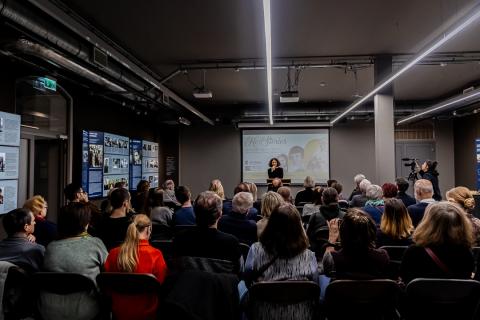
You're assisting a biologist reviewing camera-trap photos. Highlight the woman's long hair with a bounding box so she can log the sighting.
[117,214,151,272]
[380,198,413,239]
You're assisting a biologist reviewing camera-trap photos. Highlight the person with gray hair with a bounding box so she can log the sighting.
[218,192,257,245]
[407,179,436,227]
[295,176,316,205]
[350,178,371,208]
[348,174,366,201]
[173,191,241,271]
[362,184,385,224]
[162,179,180,206]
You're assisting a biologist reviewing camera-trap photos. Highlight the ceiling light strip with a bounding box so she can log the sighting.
[262,0,273,125]
[397,89,480,125]
[330,3,480,125]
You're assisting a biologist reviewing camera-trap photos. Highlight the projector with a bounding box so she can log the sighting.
[193,88,213,99]
[280,90,299,103]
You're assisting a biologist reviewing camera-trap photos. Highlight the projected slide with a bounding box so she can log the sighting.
[242,129,329,184]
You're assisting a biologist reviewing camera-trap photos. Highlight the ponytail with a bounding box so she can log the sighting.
[117,214,151,272]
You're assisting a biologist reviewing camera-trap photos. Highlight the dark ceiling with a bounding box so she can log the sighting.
[55,0,480,120]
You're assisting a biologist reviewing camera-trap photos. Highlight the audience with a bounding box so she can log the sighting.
[104,214,168,320]
[277,186,293,204]
[222,183,259,220]
[245,182,261,212]
[244,203,318,319]
[362,184,385,224]
[348,174,366,201]
[256,191,284,237]
[400,202,474,284]
[163,179,180,206]
[23,195,57,246]
[42,202,108,320]
[302,186,324,216]
[306,188,346,251]
[322,208,389,279]
[0,208,45,272]
[150,189,173,227]
[173,186,196,225]
[64,183,102,234]
[350,178,371,207]
[331,182,349,209]
[407,179,436,227]
[269,177,283,192]
[382,183,398,199]
[133,180,150,214]
[294,176,315,205]
[396,177,416,208]
[173,191,241,271]
[98,188,133,250]
[446,186,480,245]
[376,198,414,247]
[218,192,257,245]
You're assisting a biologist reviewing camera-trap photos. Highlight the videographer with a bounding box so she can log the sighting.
[419,160,442,201]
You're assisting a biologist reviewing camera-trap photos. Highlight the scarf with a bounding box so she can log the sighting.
[365,199,384,207]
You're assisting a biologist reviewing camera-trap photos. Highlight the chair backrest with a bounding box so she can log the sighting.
[405,278,480,320]
[249,281,320,305]
[96,272,161,295]
[3,265,33,319]
[239,243,250,261]
[324,279,400,319]
[379,246,408,262]
[32,272,97,295]
[150,239,174,260]
[151,223,173,240]
[176,256,235,274]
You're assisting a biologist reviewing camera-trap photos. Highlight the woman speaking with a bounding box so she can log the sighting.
[268,157,284,179]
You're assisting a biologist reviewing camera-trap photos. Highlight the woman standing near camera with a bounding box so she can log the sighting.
[419,160,442,201]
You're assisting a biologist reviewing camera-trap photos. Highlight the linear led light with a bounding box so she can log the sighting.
[397,88,480,125]
[262,0,273,125]
[330,3,480,126]
[237,122,331,129]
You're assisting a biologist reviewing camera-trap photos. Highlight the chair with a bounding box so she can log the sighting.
[174,224,196,235]
[239,243,251,262]
[97,273,162,320]
[150,239,174,266]
[323,279,401,320]
[247,281,320,320]
[31,272,99,320]
[473,247,480,281]
[380,246,408,279]
[404,278,480,320]
[2,265,33,320]
[176,256,236,274]
[151,223,173,240]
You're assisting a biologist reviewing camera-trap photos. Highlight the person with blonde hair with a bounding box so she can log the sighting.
[23,195,57,246]
[400,202,474,284]
[209,179,225,200]
[446,186,480,245]
[257,191,284,237]
[105,214,168,320]
[377,198,414,247]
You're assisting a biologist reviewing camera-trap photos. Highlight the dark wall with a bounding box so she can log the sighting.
[454,113,480,189]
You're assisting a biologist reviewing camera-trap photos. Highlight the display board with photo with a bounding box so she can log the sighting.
[129,139,143,190]
[141,140,159,188]
[0,111,20,214]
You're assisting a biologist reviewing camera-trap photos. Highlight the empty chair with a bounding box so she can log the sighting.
[247,281,320,320]
[97,273,162,320]
[404,278,480,320]
[32,272,99,320]
[323,279,400,320]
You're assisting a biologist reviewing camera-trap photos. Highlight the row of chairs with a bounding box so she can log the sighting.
[249,278,480,320]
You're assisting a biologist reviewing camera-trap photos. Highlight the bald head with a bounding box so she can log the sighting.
[414,179,433,201]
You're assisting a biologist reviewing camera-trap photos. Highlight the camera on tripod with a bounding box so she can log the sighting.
[402,158,419,182]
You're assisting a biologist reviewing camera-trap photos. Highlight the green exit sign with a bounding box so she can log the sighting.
[34,77,57,92]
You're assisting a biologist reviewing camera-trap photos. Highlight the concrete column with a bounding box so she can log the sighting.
[374,94,396,184]
[374,55,395,184]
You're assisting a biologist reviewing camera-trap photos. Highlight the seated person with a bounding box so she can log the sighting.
[348,174,366,201]
[42,203,108,320]
[0,208,45,272]
[362,184,385,224]
[244,203,317,319]
[133,180,150,215]
[400,202,474,284]
[396,177,416,208]
[173,191,241,272]
[331,182,349,209]
[104,214,168,320]
[150,189,173,227]
[322,208,390,279]
[376,198,414,247]
[163,179,180,206]
[209,179,225,200]
[277,186,293,204]
[98,188,133,250]
[173,186,196,225]
[218,192,257,245]
[257,191,284,238]
[23,195,57,247]
[302,187,324,216]
[267,178,283,193]
[294,176,315,206]
[350,179,371,208]
[222,183,258,221]
[64,183,102,235]
[407,179,436,227]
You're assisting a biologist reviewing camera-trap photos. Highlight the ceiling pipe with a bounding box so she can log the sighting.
[23,0,214,125]
[1,0,213,125]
